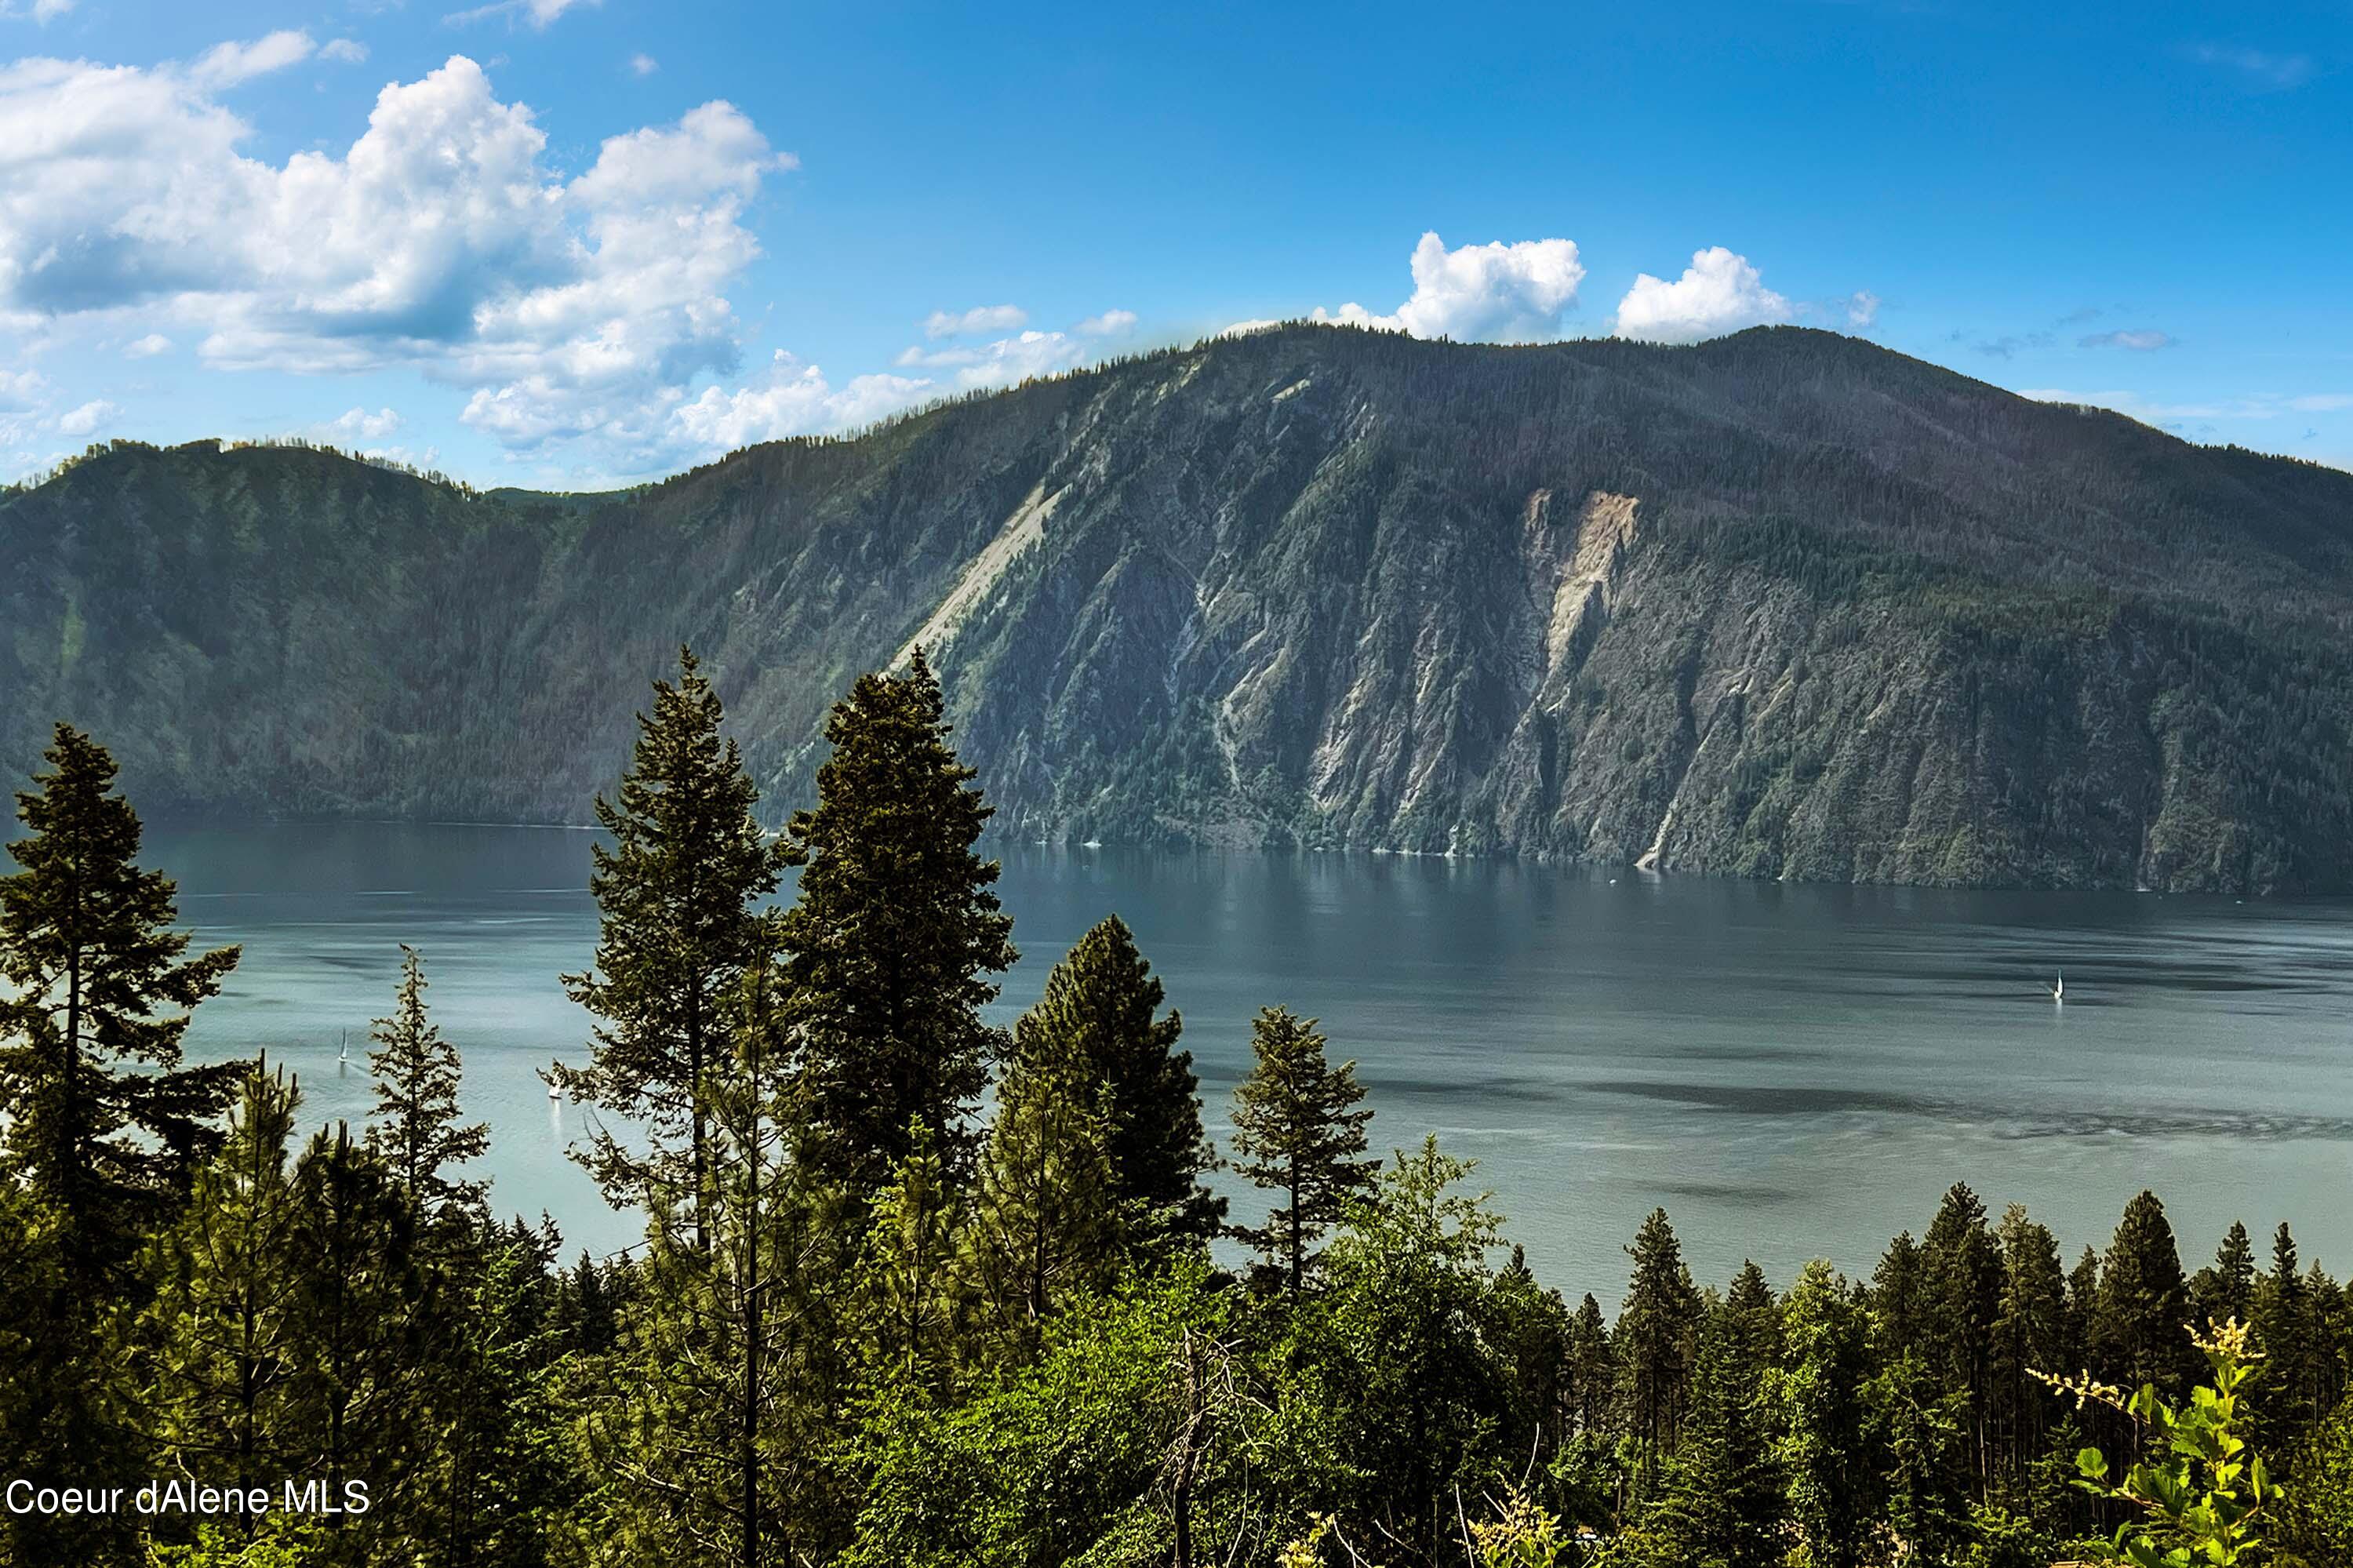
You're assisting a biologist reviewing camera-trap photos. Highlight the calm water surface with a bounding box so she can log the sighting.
[151,824,2353,1304]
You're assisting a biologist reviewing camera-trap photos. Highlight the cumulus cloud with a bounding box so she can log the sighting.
[924,304,1027,340]
[329,406,402,439]
[1846,290,1880,329]
[2079,329,2172,351]
[0,0,77,23]
[0,52,795,467]
[0,366,45,409]
[1078,308,1136,337]
[56,398,118,435]
[1613,247,1793,344]
[123,333,173,357]
[1304,231,1584,342]
[321,39,370,64]
[629,53,657,76]
[187,31,317,90]
[671,351,929,449]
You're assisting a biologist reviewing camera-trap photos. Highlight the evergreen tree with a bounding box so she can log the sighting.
[1771,1259,1875,1568]
[1723,1259,1784,1389]
[557,647,788,1246]
[2191,1220,2257,1333]
[367,945,489,1224]
[1872,1230,1928,1367]
[585,950,845,1566]
[1919,1182,2004,1492]
[141,1065,307,1497]
[1615,1208,1702,1488]
[1227,1006,1376,1297]
[2093,1191,2195,1419]
[962,1050,1122,1353]
[1991,1202,2073,1492]
[1009,915,1222,1243]
[780,649,1016,1195]
[0,724,242,1285]
[1566,1293,1617,1439]
[852,1120,962,1389]
[1646,1311,1784,1568]
[2253,1223,2305,1443]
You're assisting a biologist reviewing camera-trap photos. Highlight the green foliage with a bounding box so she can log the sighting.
[1010,915,1222,1244]
[556,645,789,1242]
[366,944,489,1224]
[780,646,1017,1194]
[2044,1319,2282,1567]
[0,723,242,1283]
[1228,1006,1375,1297]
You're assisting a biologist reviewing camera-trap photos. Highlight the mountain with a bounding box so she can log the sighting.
[5,325,2351,892]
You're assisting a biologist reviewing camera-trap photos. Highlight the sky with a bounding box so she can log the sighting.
[2,0,2349,488]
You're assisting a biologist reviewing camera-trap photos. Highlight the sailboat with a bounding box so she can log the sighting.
[337,1028,350,1064]
[2049,971,2064,1002]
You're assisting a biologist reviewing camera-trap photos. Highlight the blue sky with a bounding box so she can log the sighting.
[2,0,2348,486]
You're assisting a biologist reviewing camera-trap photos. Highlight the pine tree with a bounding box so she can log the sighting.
[1873,1230,1928,1366]
[1646,1312,1784,1568]
[780,649,1016,1195]
[1009,915,1221,1243]
[1991,1202,2072,1491]
[1770,1259,1875,1568]
[1615,1208,1702,1488]
[557,647,788,1246]
[367,945,489,1224]
[2191,1221,2257,1333]
[2253,1224,2308,1446]
[1723,1260,1784,1390]
[0,724,242,1285]
[141,1064,307,1494]
[1919,1182,2004,1492]
[853,1119,962,1388]
[963,1053,1122,1353]
[1227,1005,1376,1297]
[2093,1191,2195,1413]
[1566,1292,1617,1439]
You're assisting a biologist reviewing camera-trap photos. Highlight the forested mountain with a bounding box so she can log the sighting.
[6,324,2352,892]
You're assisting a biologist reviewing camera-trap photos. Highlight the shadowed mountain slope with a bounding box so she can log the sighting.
[5,325,2351,891]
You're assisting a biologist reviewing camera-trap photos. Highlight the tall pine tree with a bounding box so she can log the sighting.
[367,945,489,1224]
[557,647,788,1246]
[1615,1208,1702,1489]
[1009,915,1222,1243]
[1227,1005,1375,1297]
[0,724,242,1284]
[780,649,1016,1195]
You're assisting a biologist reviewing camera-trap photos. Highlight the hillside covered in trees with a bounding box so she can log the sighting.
[5,326,2353,892]
[3,657,2350,1567]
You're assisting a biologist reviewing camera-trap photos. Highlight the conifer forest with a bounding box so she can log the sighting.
[3,649,2349,1568]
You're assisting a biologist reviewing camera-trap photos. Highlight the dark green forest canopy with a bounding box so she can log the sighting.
[5,324,2353,891]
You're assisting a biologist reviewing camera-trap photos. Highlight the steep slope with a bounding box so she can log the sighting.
[4,326,2351,891]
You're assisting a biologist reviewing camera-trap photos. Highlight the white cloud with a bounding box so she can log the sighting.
[924,304,1027,340]
[0,366,45,409]
[56,398,118,435]
[1305,231,1584,342]
[1216,318,1283,337]
[1846,290,1880,329]
[187,31,317,90]
[1078,308,1136,337]
[0,0,77,23]
[2078,329,2172,351]
[321,39,370,64]
[671,350,931,449]
[1614,246,1795,344]
[629,53,657,77]
[2190,44,2315,89]
[2019,388,2352,424]
[447,0,597,29]
[0,53,795,467]
[329,406,402,439]
[123,333,173,357]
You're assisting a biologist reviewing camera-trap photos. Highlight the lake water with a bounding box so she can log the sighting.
[149,824,2353,1305]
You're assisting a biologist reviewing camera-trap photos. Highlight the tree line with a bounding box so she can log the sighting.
[2,647,2349,1566]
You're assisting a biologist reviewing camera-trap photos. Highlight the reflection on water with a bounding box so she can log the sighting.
[151,824,2353,1304]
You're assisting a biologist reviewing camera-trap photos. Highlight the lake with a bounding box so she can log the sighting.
[149,823,2353,1305]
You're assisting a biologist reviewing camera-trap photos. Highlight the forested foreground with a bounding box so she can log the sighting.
[3,650,2351,1568]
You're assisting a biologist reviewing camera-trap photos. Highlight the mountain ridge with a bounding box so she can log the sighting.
[5,325,2351,892]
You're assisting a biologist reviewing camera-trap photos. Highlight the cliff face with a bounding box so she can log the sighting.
[5,326,2351,891]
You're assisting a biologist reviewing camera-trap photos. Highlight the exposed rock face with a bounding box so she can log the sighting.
[5,325,2351,891]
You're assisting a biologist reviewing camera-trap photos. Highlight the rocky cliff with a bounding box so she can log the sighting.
[5,325,2350,891]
